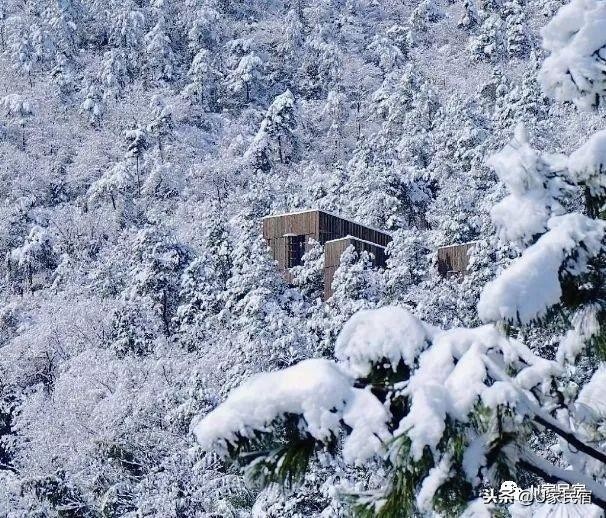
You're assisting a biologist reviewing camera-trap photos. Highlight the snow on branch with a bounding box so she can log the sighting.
[192,358,391,465]
[478,213,605,324]
[487,124,567,244]
[335,306,437,377]
[194,307,562,478]
[568,129,606,196]
[395,324,559,460]
[539,0,606,108]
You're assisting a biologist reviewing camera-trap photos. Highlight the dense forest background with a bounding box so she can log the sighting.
[0,0,605,516]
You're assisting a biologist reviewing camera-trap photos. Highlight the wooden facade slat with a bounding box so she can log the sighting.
[324,237,387,298]
[437,242,477,276]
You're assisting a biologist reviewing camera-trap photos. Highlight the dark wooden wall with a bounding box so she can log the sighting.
[263,211,321,272]
[437,242,477,276]
[263,210,392,297]
[319,211,391,247]
[324,237,387,299]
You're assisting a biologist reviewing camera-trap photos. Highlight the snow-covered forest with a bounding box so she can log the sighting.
[1,0,606,516]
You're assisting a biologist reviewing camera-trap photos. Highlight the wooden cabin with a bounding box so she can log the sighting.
[262,209,391,299]
[324,237,387,299]
[436,242,477,277]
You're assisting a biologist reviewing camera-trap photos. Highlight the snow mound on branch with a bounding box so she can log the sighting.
[335,306,436,377]
[192,358,390,464]
[557,305,600,364]
[396,325,557,460]
[478,213,605,324]
[568,130,606,195]
[576,365,606,422]
[539,0,606,108]
[487,124,565,243]
[416,454,452,511]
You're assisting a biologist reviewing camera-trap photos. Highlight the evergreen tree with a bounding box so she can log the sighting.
[125,126,149,195]
[79,80,104,127]
[244,89,297,171]
[0,94,34,149]
[175,213,232,350]
[144,15,176,83]
[182,48,221,109]
[225,51,263,104]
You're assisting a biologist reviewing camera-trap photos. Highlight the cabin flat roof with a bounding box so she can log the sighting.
[325,235,387,249]
[438,240,479,249]
[262,209,391,237]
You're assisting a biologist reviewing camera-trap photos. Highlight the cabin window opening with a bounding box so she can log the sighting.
[286,234,306,268]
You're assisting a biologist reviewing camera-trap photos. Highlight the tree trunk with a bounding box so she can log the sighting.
[136,156,141,195]
[278,135,284,163]
[162,290,170,336]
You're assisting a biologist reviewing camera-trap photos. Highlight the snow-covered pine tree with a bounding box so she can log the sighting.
[225,51,263,104]
[79,80,104,127]
[244,89,297,172]
[175,212,232,350]
[183,48,221,109]
[125,126,149,195]
[144,15,176,83]
[0,94,34,149]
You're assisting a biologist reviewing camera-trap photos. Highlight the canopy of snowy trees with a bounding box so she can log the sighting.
[1,0,606,516]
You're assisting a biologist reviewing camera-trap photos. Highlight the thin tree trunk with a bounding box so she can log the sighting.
[278,135,284,163]
[162,290,170,336]
[136,156,141,195]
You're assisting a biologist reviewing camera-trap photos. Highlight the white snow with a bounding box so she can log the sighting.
[335,306,435,377]
[397,326,502,458]
[461,498,494,518]
[462,435,487,485]
[576,365,606,422]
[192,358,390,464]
[539,0,606,108]
[395,324,559,460]
[478,213,605,324]
[567,129,606,195]
[557,305,600,364]
[487,124,565,244]
[416,454,452,512]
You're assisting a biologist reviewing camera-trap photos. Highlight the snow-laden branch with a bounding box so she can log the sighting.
[539,0,606,109]
[192,358,391,465]
[478,213,605,324]
[519,447,606,510]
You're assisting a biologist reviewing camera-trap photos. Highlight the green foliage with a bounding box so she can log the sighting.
[225,414,330,490]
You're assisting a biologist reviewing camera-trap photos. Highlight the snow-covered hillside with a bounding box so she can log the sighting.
[1,0,606,516]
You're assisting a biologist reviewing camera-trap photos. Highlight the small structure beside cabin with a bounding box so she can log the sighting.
[436,242,477,277]
[262,209,391,300]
